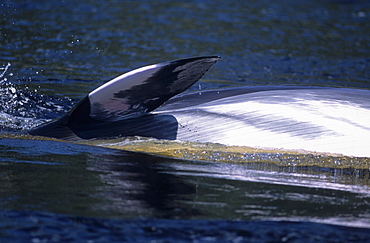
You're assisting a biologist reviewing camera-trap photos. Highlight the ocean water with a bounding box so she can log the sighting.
[1,0,370,242]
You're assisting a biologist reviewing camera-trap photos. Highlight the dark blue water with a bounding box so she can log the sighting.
[2,0,369,93]
[1,0,370,242]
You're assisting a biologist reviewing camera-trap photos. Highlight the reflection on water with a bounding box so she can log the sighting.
[1,138,369,229]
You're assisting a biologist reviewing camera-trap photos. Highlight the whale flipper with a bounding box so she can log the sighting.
[29,56,220,140]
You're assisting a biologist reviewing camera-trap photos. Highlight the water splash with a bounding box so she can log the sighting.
[0,62,11,80]
[0,63,76,132]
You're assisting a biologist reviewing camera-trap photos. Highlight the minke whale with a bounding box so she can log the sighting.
[29,56,370,157]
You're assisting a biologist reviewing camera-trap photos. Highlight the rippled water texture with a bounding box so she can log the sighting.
[1,0,370,242]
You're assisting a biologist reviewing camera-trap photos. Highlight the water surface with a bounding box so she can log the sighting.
[1,0,370,242]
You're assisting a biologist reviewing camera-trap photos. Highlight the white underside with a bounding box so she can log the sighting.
[155,89,370,157]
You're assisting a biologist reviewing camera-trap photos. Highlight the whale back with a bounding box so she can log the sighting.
[28,56,370,157]
[155,87,370,157]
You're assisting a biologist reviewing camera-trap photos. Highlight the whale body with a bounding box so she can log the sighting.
[29,56,370,157]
